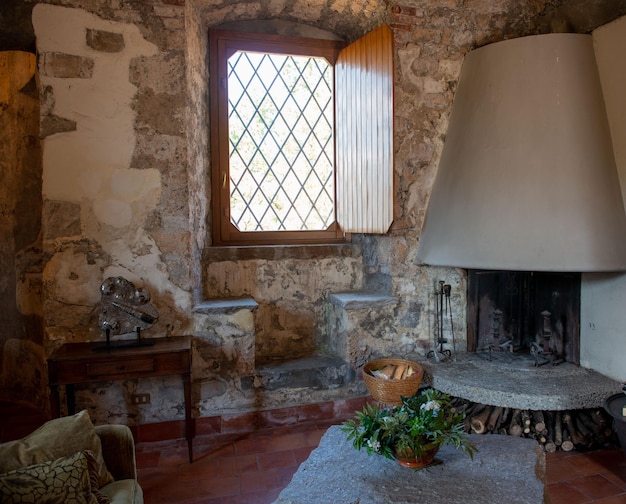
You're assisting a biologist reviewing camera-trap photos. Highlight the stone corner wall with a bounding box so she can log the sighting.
[33,2,193,343]
[17,0,579,424]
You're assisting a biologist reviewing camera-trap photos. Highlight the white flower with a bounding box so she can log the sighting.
[367,439,381,451]
[421,400,441,412]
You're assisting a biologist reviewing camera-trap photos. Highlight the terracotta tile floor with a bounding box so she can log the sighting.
[546,449,626,504]
[136,421,626,504]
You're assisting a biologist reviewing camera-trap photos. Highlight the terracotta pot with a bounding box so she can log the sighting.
[394,444,440,468]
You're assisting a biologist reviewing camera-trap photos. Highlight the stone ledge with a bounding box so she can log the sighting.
[204,243,357,262]
[327,291,396,310]
[193,297,258,315]
[422,353,621,411]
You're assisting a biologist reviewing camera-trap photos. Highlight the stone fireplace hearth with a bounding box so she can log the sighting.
[420,270,619,412]
[425,353,621,454]
[398,270,622,457]
[424,353,618,411]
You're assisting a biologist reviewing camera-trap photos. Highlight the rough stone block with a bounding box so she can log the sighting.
[42,200,81,239]
[40,114,77,138]
[40,52,94,78]
[274,426,545,504]
[323,291,399,368]
[86,28,125,53]
[192,308,256,377]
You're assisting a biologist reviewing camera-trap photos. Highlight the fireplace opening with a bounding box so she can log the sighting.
[467,270,581,365]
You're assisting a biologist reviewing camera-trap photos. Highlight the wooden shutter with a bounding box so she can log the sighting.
[335,24,394,233]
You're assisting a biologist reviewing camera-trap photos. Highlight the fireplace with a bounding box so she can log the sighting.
[467,270,581,365]
[427,269,616,420]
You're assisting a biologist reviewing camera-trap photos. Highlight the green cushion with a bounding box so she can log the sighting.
[0,450,110,504]
[0,410,114,489]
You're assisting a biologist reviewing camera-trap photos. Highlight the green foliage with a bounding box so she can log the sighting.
[341,388,477,461]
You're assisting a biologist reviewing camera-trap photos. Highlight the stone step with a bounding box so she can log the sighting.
[253,355,353,391]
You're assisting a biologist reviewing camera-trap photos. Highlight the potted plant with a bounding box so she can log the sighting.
[341,388,477,467]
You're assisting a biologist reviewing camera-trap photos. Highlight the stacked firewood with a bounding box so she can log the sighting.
[450,397,618,452]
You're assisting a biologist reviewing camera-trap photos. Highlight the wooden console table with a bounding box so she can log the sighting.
[47,336,194,462]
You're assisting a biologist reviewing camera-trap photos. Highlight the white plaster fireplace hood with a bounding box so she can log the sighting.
[417,33,626,272]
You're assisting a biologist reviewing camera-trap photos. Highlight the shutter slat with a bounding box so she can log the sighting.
[336,24,394,234]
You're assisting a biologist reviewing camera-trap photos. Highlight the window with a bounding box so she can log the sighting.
[210,25,394,246]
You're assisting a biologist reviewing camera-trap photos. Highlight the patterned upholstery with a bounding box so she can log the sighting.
[0,450,108,504]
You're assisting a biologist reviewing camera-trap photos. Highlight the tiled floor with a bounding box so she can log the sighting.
[3,400,624,502]
[136,420,626,504]
[546,449,626,504]
[136,420,331,504]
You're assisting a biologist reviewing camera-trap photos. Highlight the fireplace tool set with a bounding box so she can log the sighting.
[427,280,456,362]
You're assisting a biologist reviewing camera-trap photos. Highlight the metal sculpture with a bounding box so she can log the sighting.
[97,276,158,348]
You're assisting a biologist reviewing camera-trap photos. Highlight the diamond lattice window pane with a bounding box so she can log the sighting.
[228,50,335,232]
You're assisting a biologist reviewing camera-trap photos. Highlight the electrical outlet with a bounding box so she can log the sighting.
[131,393,150,405]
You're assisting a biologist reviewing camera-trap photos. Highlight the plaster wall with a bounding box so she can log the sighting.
[581,273,626,380]
[28,0,574,424]
[594,15,626,216]
[580,15,626,382]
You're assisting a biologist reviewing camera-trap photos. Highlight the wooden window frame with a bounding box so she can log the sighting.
[209,30,347,246]
[209,25,394,247]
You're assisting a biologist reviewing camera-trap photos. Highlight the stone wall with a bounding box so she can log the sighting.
[11,0,597,424]
[32,1,193,423]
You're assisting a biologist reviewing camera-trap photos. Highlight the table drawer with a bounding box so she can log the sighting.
[86,358,155,377]
[48,336,191,384]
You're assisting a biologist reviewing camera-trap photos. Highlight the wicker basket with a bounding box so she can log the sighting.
[362,358,424,406]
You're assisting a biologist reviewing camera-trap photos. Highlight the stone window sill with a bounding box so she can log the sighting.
[204,243,357,262]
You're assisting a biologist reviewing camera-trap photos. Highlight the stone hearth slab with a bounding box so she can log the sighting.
[273,425,545,504]
[422,353,620,410]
